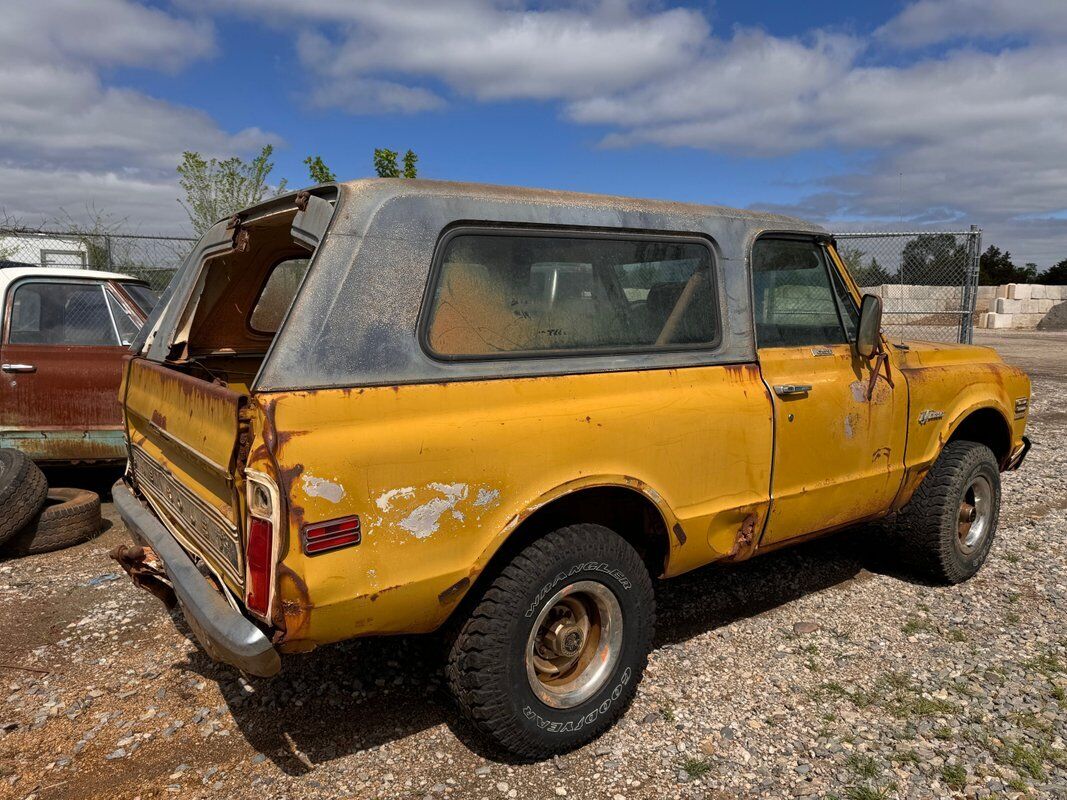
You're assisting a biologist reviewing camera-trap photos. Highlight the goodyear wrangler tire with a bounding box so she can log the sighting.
[3,488,102,557]
[0,448,48,546]
[895,441,1001,585]
[446,524,654,758]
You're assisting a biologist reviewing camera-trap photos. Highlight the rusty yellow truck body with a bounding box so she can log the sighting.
[113,180,1030,758]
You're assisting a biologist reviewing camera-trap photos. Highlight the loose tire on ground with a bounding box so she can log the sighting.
[0,448,48,546]
[895,440,1001,584]
[446,523,655,759]
[3,488,102,557]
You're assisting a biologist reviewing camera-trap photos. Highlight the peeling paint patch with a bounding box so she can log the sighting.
[474,487,500,508]
[375,486,415,512]
[849,381,868,403]
[302,473,346,503]
[399,483,469,539]
[844,413,859,439]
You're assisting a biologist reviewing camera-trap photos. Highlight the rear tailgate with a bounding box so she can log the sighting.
[122,357,249,592]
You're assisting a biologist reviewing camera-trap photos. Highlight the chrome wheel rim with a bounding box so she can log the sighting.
[957,475,993,554]
[525,580,623,709]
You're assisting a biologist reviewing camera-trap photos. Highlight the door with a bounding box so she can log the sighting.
[0,278,144,462]
[753,236,907,546]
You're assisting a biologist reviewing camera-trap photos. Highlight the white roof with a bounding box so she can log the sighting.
[0,266,145,297]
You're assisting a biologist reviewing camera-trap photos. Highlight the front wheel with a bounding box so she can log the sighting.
[446,524,655,758]
[895,440,1001,584]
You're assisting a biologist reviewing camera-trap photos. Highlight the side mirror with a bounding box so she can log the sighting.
[856,294,883,359]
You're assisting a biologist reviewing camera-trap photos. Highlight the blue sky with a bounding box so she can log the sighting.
[3,1,1067,268]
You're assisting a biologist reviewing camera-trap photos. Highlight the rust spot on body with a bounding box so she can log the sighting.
[150,410,167,431]
[438,577,470,605]
[672,522,687,545]
[273,563,312,644]
[728,513,758,558]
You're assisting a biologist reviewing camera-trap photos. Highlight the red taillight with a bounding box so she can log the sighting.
[302,515,361,555]
[245,516,273,617]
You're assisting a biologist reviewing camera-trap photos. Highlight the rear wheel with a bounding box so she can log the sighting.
[446,524,654,758]
[895,440,1001,584]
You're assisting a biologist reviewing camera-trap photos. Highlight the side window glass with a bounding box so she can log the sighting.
[425,233,719,357]
[250,258,309,334]
[106,287,142,345]
[751,239,848,348]
[8,282,118,346]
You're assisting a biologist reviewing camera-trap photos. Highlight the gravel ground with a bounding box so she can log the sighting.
[1,330,1065,800]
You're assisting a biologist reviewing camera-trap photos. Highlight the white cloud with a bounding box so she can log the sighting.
[219,0,709,105]
[876,0,1067,47]
[0,1,277,233]
[1,0,215,71]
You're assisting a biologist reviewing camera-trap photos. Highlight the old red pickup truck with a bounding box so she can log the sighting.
[0,263,156,463]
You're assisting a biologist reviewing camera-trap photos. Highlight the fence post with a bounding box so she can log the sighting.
[959,225,981,344]
[104,234,113,272]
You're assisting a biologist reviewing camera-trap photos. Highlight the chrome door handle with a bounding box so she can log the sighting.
[1,363,36,373]
[773,384,812,397]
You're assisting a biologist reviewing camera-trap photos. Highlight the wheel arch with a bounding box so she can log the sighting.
[441,477,675,627]
[946,405,1013,468]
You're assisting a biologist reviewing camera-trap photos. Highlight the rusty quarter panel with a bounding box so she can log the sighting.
[253,364,774,647]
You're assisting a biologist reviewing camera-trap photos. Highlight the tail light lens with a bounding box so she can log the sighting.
[245,516,273,617]
[302,516,361,555]
[244,472,278,619]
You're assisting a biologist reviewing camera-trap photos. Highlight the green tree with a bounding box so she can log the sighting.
[402,149,418,179]
[978,245,1037,285]
[1041,259,1067,285]
[839,245,893,286]
[304,155,336,184]
[373,148,419,178]
[177,144,286,235]
[900,234,969,286]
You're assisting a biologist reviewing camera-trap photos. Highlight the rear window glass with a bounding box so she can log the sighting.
[425,232,718,357]
[249,258,309,334]
[7,282,119,346]
[121,283,158,315]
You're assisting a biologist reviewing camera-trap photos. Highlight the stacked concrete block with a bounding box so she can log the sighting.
[974,284,1065,329]
[1007,283,1032,300]
[882,284,905,299]
[859,283,1061,330]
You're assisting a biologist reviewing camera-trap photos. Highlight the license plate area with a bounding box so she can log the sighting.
[130,445,243,586]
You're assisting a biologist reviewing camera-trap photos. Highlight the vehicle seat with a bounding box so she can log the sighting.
[646,279,711,344]
[428,262,538,354]
[64,291,113,346]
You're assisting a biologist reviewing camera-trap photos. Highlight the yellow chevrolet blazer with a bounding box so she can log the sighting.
[112,180,1030,758]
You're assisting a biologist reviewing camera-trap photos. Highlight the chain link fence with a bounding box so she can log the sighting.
[0,228,195,292]
[0,225,984,344]
[832,227,982,344]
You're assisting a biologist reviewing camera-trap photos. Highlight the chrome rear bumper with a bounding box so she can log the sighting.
[112,479,280,677]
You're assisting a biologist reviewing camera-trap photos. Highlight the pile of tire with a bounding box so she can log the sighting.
[0,448,102,557]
